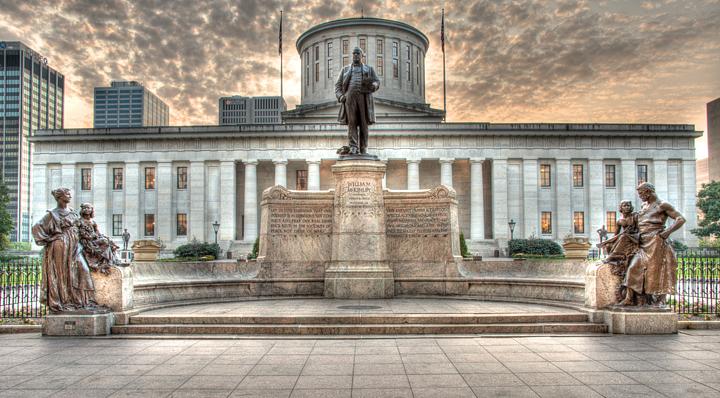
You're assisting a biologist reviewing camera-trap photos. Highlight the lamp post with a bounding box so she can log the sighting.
[508,219,516,241]
[212,220,220,245]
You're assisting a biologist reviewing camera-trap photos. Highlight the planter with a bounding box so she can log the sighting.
[562,237,591,259]
[131,240,162,262]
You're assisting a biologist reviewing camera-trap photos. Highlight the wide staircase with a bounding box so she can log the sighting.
[111,298,607,336]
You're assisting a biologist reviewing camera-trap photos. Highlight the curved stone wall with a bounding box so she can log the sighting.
[296,17,429,106]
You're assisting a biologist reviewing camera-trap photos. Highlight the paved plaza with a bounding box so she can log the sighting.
[0,330,718,397]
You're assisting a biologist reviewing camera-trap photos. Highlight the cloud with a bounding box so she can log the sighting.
[0,0,718,152]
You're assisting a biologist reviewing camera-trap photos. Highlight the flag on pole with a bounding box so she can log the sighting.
[278,10,283,55]
[441,8,445,53]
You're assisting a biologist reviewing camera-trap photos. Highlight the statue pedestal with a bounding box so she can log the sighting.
[91,266,134,312]
[585,261,677,334]
[132,240,161,262]
[43,312,114,336]
[324,159,394,299]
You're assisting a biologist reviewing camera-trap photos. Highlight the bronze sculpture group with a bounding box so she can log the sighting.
[600,182,686,306]
[32,188,121,313]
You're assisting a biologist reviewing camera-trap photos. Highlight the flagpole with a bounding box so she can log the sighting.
[441,8,447,122]
[279,10,284,100]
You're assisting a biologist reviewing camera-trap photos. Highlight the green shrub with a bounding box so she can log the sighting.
[459,232,471,258]
[173,239,219,259]
[8,242,31,251]
[671,240,688,252]
[509,238,563,257]
[247,237,259,260]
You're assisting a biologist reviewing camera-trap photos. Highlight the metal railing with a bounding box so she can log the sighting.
[674,249,720,315]
[0,257,45,319]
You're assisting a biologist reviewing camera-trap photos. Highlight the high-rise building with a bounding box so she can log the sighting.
[0,41,64,242]
[93,81,169,128]
[219,96,286,125]
[708,97,720,182]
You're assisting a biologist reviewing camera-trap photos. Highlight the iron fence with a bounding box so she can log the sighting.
[0,257,45,319]
[674,249,720,315]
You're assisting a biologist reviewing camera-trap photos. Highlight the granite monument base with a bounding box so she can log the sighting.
[91,266,134,312]
[604,307,678,334]
[324,263,394,299]
[43,312,114,336]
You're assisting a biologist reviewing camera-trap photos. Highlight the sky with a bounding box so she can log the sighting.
[1,0,718,158]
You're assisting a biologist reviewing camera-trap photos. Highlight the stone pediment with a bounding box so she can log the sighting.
[283,98,445,124]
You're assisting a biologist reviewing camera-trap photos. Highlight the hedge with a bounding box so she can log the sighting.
[509,238,563,257]
[173,239,219,259]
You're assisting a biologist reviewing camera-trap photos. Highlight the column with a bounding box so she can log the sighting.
[243,159,258,242]
[31,163,47,249]
[273,159,287,187]
[555,158,572,238]
[189,161,206,241]
[219,161,236,241]
[588,159,604,244]
[440,158,454,187]
[406,159,420,190]
[156,161,173,243]
[492,159,509,240]
[92,162,109,235]
[653,159,669,200]
[307,159,321,191]
[620,159,636,203]
[681,159,698,244]
[124,162,140,240]
[522,158,539,237]
[381,160,388,189]
[470,158,484,240]
[60,162,75,208]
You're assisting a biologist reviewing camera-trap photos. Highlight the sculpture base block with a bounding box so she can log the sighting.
[43,312,114,336]
[585,262,621,309]
[604,308,677,334]
[324,264,394,299]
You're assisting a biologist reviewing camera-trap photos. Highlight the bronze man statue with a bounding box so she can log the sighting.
[335,47,380,156]
[622,182,685,306]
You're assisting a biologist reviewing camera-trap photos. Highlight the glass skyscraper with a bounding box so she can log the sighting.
[0,41,64,242]
[93,81,169,128]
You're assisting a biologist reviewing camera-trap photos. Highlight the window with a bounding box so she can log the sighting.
[177,166,187,189]
[112,214,122,236]
[177,213,187,236]
[342,56,348,66]
[606,211,617,234]
[376,57,383,76]
[406,61,411,81]
[605,165,616,187]
[572,164,583,187]
[314,63,319,82]
[392,59,398,78]
[81,168,92,190]
[327,59,332,78]
[405,44,411,59]
[326,41,333,57]
[144,214,155,236]
[296,170,308,190]
[305,51,310,85]
[376,39,383,54]
[314,45,319,61]
[342,39,349,54]
[112,168,123,190]
[541,212,552,234]
[359,37,366,54]
[392,41,398,57]
[573,212,585,234]
[637,165,648,184]
[540,164,551,187]
[144,167,155,189]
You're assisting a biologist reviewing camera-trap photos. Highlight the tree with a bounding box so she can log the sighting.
[692,181,720,239]
[0,179,13,251]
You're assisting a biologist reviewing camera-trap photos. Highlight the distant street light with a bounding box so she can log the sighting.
[212,220,220,245]
[508,219,516,241]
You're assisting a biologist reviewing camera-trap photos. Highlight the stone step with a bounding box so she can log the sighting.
[112,322,607,335]
[129,313,590,325]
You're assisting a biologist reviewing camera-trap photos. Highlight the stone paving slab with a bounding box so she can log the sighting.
[0,330,719,397]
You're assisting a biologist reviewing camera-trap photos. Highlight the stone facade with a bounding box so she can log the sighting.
[30,122,701,255]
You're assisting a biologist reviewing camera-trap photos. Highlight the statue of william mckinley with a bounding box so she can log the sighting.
[335,47,380,156]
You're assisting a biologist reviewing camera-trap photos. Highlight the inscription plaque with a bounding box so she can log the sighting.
[386,206,450,235]
[269,206,333,234]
